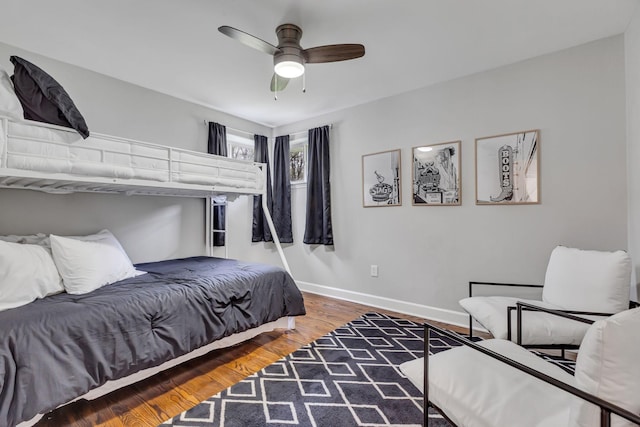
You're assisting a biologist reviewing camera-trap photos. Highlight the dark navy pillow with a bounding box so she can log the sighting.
[10,56,89,139]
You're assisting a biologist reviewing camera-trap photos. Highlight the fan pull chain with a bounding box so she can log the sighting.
[274,75,278,100]
[302,73,306,93]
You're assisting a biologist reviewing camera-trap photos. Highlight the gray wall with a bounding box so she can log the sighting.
[225,36,628,324]
[626,6,640,301]
[0,36,630,324]
[0,42,271,263]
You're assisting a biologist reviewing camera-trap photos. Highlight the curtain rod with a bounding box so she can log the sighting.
[284,123,333,139]
[203,120,332,138]
[203,121,259,138]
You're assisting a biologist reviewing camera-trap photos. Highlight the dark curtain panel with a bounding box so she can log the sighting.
[252,134,273,242]
[273,135,293,243]
[207,122,227,246]
[304,125,333,245]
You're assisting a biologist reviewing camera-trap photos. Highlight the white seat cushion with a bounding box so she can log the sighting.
[542,246,631,313]
[459,296,595,345]
[400,339,578,427]
[570,307,640,427]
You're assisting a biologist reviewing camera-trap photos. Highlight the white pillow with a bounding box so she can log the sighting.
[50,230,138,295]
[542,246,631,313]
[0,240,63,311]
[0,233,51,253]
[0,67,24,120]
[570,307,640,427]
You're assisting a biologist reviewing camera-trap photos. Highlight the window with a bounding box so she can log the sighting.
[229,143,254,160]
[226,130,308,184]
[227,132,254,160]
[290,134,308,184]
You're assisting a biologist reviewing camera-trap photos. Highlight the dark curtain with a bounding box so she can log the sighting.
[207,122,227,246]
[252,134,273,242]
[272,135,293,243]
[304,125,333,245]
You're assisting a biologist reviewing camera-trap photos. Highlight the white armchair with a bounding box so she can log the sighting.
[459,246,633,350]
[400,307,640,427]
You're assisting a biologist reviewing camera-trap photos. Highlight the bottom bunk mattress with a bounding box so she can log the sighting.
[0,256,306,426]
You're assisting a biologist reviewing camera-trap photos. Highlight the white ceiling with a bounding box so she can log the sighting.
[0,0,637,127]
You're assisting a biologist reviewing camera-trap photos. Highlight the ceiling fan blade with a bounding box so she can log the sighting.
[303,44,365,64]
[218,25,279,56]
[270,74,290,92]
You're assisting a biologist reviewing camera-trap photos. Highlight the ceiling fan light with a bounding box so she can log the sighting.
[274,60,305,78]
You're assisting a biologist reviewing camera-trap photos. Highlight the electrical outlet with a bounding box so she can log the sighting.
[370,265,378,277]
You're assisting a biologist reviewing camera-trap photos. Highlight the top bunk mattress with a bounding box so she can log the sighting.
[0,118,266,197]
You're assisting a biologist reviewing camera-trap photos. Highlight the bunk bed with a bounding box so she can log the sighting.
[0,116,305,427]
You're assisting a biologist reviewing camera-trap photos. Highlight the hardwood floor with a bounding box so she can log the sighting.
[35,292,467,427]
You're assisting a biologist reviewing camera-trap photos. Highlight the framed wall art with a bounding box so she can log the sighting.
[412,140,461,206]
[362,149,401,207]
[475,129,540,205]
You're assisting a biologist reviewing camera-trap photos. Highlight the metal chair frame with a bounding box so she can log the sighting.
[467,281,639,356]
[424,314,640,427]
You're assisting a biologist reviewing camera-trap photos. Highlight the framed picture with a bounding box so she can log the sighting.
[412,141,461,206]
[362,149,401,207]
[475,129,540,205]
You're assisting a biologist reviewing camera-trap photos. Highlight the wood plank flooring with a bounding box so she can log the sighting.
[35,292,468,427]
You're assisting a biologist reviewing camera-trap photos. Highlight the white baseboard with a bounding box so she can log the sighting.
[297,280,472,329]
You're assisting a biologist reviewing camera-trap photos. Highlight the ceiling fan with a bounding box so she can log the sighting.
[218,23,365,93]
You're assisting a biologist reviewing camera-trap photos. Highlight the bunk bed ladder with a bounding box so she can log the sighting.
[204,171,291,276]
[206,196,228,259]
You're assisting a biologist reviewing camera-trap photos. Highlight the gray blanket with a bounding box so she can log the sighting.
[0,256,305,426]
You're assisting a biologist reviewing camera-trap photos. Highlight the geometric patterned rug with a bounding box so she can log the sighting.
[161,312,575,427]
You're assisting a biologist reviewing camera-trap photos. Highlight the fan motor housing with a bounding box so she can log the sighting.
[274,24,305,66]
[274,24,305,77]
[276,24,303,45]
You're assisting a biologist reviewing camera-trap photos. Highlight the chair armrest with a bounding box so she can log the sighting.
[469,281,543,298]
[513,301,597,346]
[465,282,543,340]
[516,301,606,323]
[423,322,640,427]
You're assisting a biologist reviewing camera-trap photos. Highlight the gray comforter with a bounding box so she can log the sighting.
[0,256,305,426]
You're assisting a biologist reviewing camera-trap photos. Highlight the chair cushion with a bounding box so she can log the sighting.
[542,246,631,313]
[400,339,578,427]
[570,307,640,427]
[459,296,593,345]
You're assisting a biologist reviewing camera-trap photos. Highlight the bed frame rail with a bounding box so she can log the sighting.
[0,116,292,274]
[0,117,265,198]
